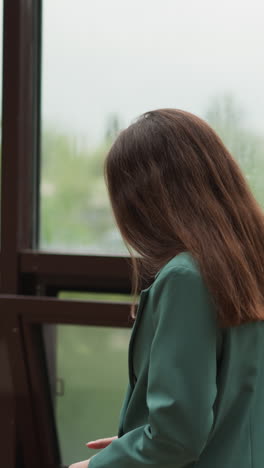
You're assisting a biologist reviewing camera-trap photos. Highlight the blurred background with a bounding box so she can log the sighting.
[40,0,264,253]
[0,1,263,467]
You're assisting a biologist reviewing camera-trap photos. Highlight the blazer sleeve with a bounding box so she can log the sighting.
[88,265,220,468]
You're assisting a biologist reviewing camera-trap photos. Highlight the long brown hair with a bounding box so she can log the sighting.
[104,108,264,329]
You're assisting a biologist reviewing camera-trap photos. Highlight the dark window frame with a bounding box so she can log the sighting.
[0,1,145,466]
[0,295,131,468]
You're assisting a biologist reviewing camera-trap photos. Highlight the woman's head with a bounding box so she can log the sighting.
[104,108,264,328]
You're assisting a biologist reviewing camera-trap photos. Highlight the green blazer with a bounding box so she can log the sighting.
[89,251,263,468]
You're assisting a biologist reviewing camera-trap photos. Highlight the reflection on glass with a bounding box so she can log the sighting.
[41,0,264,252]
[43,324,130,466]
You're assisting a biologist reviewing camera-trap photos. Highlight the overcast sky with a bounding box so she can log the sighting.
[1,1,264,148]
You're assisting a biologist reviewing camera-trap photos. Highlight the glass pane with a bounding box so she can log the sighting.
[41,0,264,253]
[43,323,131,467]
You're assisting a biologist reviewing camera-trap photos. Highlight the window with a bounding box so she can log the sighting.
[1,2,263,466]
[41,0,264,254]
[44,323,130,466]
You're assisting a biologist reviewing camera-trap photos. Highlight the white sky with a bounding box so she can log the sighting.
[1,1,264,147]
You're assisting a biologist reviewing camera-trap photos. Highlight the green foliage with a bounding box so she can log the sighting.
[204,92,264,207]
[41,96,264,254]
[40,126,125,252]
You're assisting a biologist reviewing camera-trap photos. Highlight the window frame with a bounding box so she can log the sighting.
[0,295,132,468]
[0,1,144,466]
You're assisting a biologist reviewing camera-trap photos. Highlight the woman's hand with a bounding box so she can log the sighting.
[69,458,92,468]
[69,436,117,468]
[86,436,118,449]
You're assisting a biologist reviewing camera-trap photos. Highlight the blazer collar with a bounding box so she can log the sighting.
[154,251,189,279]
[128,288,150,388]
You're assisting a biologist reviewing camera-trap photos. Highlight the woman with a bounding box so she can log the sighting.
[70,108,264,468]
